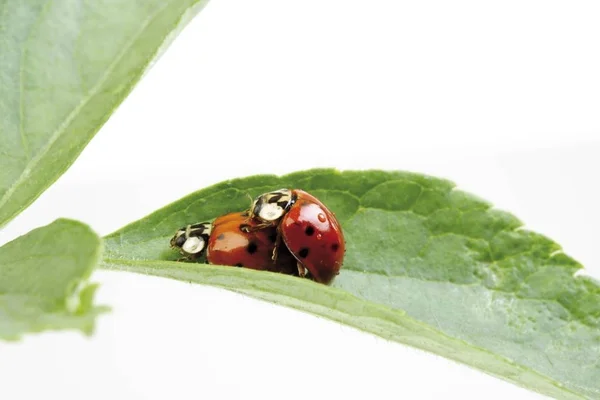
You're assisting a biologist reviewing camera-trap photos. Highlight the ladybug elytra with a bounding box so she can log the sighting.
[249,189,345,284]
[170,212,297,274]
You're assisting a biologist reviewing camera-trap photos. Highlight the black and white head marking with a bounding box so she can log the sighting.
[170,222,212,256]
[251,189,296,222]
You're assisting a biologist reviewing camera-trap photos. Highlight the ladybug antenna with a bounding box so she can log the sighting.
[246,192,255,209]
[244,192,256,220]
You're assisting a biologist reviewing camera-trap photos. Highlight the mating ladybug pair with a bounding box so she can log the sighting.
[170,189,345,284]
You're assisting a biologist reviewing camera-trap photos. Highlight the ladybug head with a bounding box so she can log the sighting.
[170,222,212,256]
[250,189,295,223]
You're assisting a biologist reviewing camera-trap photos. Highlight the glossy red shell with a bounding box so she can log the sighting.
[207,212,296,274]
[280,190,345,284]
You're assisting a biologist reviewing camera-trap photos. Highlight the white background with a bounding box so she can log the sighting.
[1,0,599,399]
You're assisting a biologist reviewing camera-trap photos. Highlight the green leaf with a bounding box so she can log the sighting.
[0,0,210,227]
[0,219,106,340]
[102,169,600,399]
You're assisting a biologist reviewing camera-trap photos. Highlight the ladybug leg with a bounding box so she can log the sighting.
[176,251,205,263]
[175,250,189,262]
[240,221,274,232]
[296,261,307,278]
[271,230,283,262]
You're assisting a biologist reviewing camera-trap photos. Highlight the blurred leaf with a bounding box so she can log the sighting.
[0,0,210,226]
[0,219,106,340]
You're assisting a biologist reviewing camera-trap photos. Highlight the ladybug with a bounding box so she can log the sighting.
[248,189,345,284]
[170,212,297,274]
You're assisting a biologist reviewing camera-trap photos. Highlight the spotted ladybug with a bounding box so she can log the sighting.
[249,189,345,284]
[170,212,297,274]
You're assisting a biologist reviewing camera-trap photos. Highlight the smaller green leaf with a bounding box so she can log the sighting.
[0,219,106,341]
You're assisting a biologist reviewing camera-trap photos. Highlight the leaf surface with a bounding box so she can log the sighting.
[0,0,210,226]
[103,169,600,399]
[0,219,106,340]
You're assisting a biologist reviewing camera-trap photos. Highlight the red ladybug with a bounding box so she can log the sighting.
[170,212,297,274]
[248,189,345,284]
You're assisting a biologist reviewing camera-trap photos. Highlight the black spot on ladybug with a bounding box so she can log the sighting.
[299,248,310,258]
[235,263,243,267]
[217,233,225,240]
[247,241,258,254]
[305,226,315,236]
[268,233,277,243]
[331,243,339,252]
